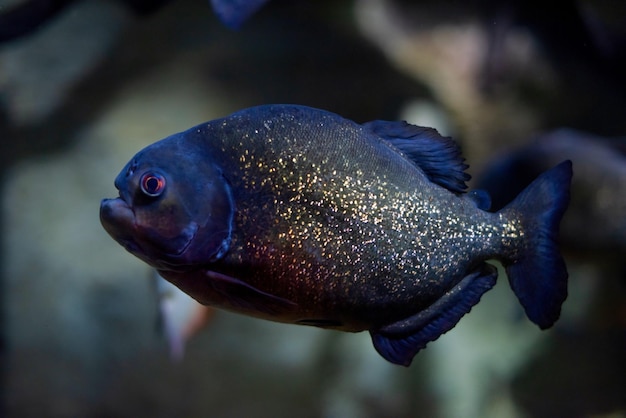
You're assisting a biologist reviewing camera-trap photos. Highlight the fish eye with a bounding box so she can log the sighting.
[140,172,166,197]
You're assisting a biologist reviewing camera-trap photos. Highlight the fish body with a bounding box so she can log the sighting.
[100,104,572,366]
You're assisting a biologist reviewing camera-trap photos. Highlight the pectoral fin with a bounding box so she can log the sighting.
[162,269,297,317]
[204,270,297,315]
[370,264,498,366]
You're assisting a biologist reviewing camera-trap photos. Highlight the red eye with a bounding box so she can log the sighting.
[140,173,166,197]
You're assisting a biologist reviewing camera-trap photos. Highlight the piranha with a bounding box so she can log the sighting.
[100,104,572,366]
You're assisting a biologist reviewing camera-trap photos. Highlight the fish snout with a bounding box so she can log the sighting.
[100,197,135,235]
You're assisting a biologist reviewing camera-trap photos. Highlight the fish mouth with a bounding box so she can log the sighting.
[100,197,134,231]
[99,196,198,265]
[100,196,140,253]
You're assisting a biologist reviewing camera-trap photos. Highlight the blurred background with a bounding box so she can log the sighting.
[1,0,625,416]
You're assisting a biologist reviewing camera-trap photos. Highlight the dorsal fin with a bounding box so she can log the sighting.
[364,120,470,193]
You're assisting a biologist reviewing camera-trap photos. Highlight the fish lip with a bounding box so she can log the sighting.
[100,196,198,266]
[100,196,134,220]
[100,196,135,222]
[100,196,138,248]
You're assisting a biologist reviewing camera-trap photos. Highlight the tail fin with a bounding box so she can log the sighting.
[501,160,572,329]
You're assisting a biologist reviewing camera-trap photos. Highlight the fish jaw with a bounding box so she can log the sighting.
[100,197,140,254]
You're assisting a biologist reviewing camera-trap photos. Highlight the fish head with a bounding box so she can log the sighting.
[100,138,234,270]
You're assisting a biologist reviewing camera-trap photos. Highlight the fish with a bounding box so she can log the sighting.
[100,104,572,366]
[476,128,626,255]
[210,0,271,29]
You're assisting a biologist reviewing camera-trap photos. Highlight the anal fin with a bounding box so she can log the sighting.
[370,263,498,366]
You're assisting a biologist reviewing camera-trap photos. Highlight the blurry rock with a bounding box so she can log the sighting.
[512,316,626,417]
[0,0,133,124]
[355,0,549,167]
[0,0,173,43]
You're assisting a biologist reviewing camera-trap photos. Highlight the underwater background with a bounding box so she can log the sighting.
[2,0,625,416]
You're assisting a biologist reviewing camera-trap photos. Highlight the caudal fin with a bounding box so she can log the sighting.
[501,160,572,329]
